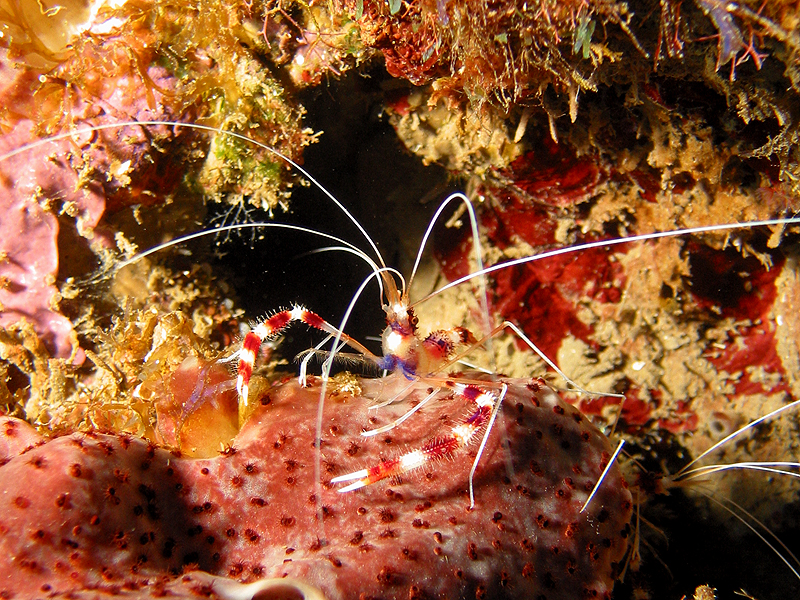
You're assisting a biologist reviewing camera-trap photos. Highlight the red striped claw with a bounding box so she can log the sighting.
[236,305,378,406]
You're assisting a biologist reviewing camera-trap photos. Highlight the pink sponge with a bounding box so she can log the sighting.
[0,118,91,360]
[0,374,632,599]
[0,60,193,361]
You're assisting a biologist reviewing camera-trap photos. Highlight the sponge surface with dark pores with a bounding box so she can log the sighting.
[0,375,632,599]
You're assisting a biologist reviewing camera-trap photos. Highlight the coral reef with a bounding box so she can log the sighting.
[373,0,800,193]
[427,117,800,512]
[0,0,316,360]
[0,267,243,436]
[351,0,641,110]
[0,375,631,599]
[1,0,800,598]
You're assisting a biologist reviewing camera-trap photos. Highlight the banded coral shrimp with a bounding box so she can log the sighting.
[3,119,800,599]
[1,120,635,599]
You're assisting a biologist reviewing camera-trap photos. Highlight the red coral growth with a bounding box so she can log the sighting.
[0,371,632,599]
[351,0,638,109]
[686,243,781,322]
[687,243,790,397]
[657,399,699,434]
[368,8,443,85]
[436,143,620,361]
[504,142,605,208]
[489,251,617,360]
[579,388,653,429]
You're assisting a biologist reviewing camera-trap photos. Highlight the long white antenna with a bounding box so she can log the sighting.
[1,121,388,269]
[416,217,800,306]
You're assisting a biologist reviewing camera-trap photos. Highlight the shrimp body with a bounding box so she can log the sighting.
[233,273,494,499]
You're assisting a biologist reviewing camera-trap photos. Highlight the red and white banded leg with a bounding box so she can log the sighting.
[236,305,378,406]
[331,383,505,507]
